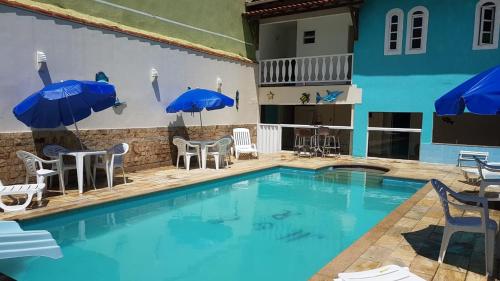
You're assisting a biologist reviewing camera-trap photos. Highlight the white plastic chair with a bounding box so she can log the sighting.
[0,220,62,259]
[16,150,63,194]
[172,137,200,171]
[431,179,497,276]
[206,137,232,170]
[93,143,129,188]
[232,128,258,160]
[0,180,45,212]
[474,157,500,200]
[335,265,425,281]
[43,144,76,187]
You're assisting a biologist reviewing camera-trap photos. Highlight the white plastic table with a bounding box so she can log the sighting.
[59,150,110,194]
[189,140,215,169]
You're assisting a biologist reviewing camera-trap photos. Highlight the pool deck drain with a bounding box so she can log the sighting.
[1,154,498,281]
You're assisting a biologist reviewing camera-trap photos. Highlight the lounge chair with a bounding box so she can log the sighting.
[0,180,45,212]
[93,143,129,188]
[0,220,62,259]
[335,265,425,281]
[233,128,258,160]
[474,157,500,200]
[172,137,200,171]
[459,151,488,182]
[431,179,496,276]
[206,137,232,170]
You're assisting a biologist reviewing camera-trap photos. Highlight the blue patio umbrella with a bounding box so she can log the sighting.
[435,65,500,115]
[166,88,234,128]
[13,80,116,147]
[166,88,234,113]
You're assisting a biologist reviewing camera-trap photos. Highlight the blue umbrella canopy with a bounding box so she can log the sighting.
[166,88,234,113]
[13,80,116,128]
[435,65,500,115]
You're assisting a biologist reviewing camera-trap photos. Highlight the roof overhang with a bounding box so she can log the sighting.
[244,0,363,20]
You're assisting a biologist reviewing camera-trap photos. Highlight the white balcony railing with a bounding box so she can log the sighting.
[259,53,353,86]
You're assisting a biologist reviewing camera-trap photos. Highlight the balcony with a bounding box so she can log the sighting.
[259,53,353,86]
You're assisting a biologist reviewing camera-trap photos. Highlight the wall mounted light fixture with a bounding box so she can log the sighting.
[216,77,222,92]
[151,68,159,82]
[36,51,47,71]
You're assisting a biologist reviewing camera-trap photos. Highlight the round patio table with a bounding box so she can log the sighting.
[189,140,216,169]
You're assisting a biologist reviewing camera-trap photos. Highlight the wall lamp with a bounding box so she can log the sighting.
[36,51,47,71]
[151,68,159,82]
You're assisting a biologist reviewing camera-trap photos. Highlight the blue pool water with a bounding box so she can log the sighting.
[0,167,424,281]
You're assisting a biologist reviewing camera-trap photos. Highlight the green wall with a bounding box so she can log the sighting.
[33,0,255,59]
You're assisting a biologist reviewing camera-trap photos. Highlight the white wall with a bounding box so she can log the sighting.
[258,22,297,59]
[0,5,259,133]
[296,13,351,57]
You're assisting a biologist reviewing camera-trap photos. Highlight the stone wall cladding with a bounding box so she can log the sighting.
[0,124,256,185]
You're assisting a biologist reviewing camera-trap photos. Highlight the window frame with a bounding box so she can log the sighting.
[405,6,429,55]
[303,30,316,44]
[473,0,500,50]
[384,8,404,55]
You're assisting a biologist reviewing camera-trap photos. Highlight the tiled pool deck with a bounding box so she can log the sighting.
[1,154,498,281]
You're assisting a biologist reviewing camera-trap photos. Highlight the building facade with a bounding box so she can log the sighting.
[249,0,500,164]
[352,0,500,163]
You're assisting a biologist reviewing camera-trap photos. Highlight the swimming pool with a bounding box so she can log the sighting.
[0,167,425,281]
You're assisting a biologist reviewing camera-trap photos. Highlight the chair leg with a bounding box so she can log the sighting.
[122,167,127,184]
[214,155,219,170]
[236,151,240,160]
[185,155,191,171]
[486,228,495,276]
[438,227,453,263]
[176,155,180,169]
[479,181,488,197]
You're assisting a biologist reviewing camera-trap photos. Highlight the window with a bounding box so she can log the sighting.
[384,9,404,55]
[367,112,422,160]
[303,30,315,44]
[433,113,500,146]
[473,0,499,50]
[405,6,429,54]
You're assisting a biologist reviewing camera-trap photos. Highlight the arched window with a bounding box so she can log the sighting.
[473,0,499,50]
[405,6,429,54]
[384,9,404,55]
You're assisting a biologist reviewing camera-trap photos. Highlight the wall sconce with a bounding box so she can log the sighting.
[36,51,47,71]
[151,68,159,82]
[216,77,222,92]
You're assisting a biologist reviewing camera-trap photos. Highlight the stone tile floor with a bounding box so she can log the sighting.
[1,153,499,281]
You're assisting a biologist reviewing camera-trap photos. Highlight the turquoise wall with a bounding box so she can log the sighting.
[352,0,500,162]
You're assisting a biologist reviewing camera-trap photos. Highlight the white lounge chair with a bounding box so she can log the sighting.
[206,137,232,170]
[16,151,64,194]
[93,143,129,188]
[0,220,62,259]
[431,179,497,276]
[335,265,425,281]
[474,157,500,200]
[459,151,488,182]
[0,180,45,212]
[232,128,258,160]
[172,137,200,171]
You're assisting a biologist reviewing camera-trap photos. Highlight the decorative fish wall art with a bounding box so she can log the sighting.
[315,90,343,104]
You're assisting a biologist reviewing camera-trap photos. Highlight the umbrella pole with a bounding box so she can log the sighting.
[199,112,203,135]
[73,122,84,150]
[64,92,84,150]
